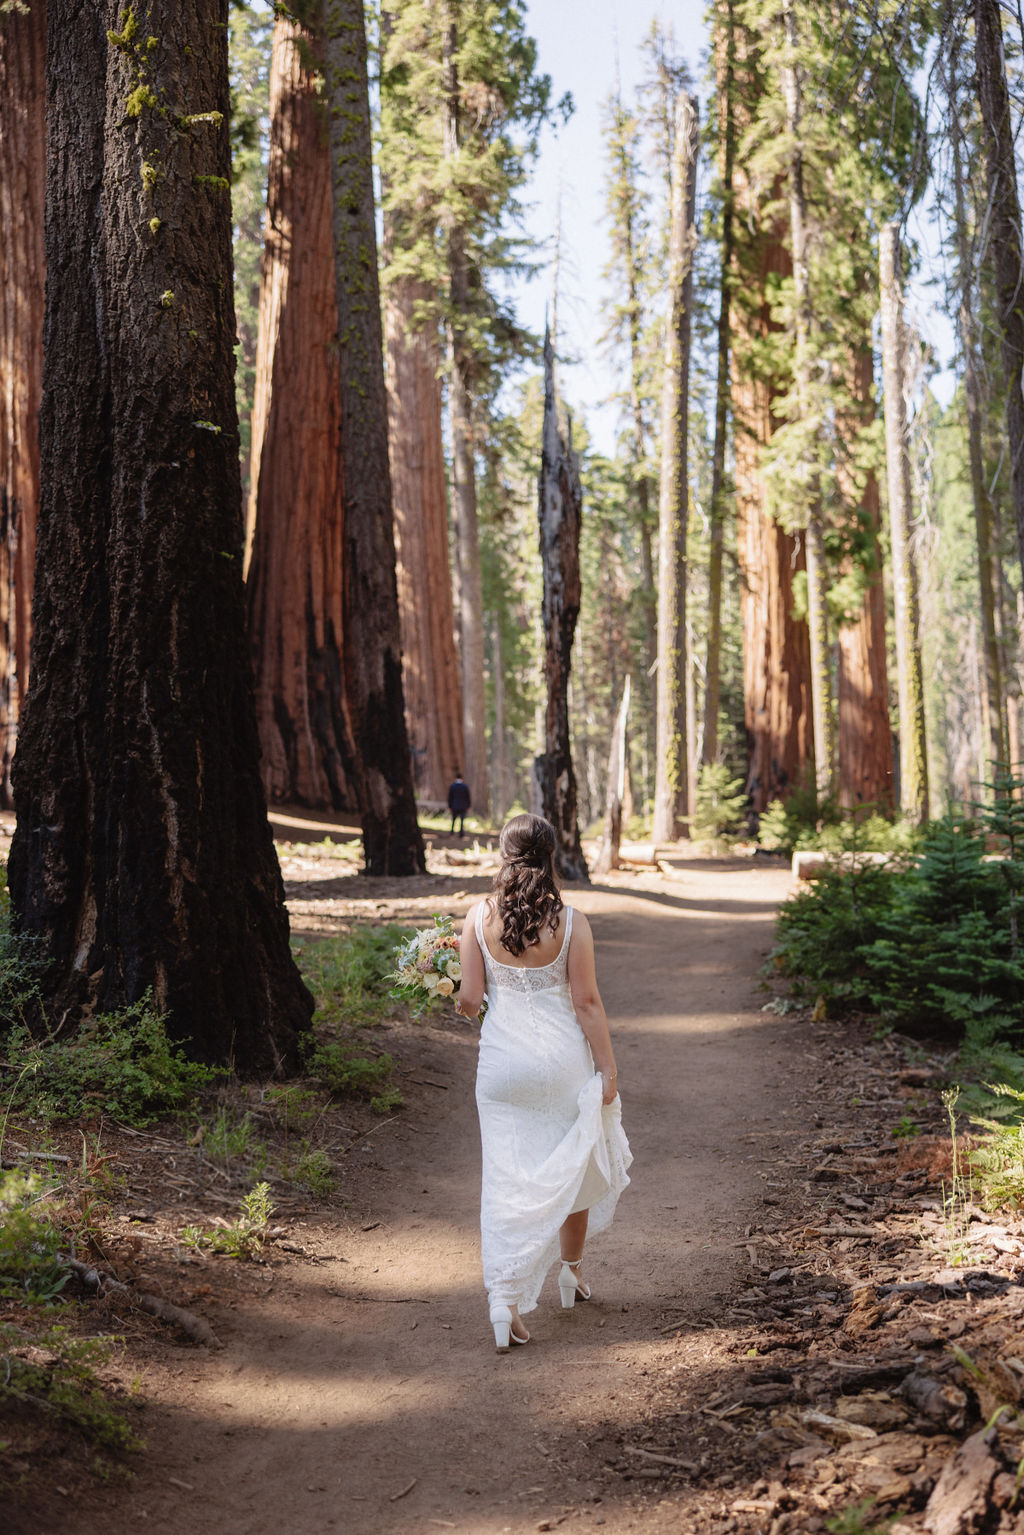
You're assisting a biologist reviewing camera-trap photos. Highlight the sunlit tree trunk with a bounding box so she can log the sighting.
[11,0,312,1068]
[245,15,351,810]
[0,2,44,806]
[322,0,425,874]
[653,93,698,842]
[593,676,630,875]
[442,2,489,817]
[780,0,832,800]
[879,223,928,821]
[704,0,737,770]
[976,0,1024,592]
[534,330,587,881]
[836,346,895,810]
[952,22,1005,769]
[384,272,465,803]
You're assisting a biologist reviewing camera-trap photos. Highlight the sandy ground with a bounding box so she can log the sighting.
[64,856,809,1535]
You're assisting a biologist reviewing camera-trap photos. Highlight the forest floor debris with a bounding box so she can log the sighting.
[1,839,1022,1534]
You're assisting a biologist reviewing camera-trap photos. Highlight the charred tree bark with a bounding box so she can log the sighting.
[0,3,44,806]
[593,676,630,876]
[10,0,312,1069]
[322,0,425,875]
[836,346,895,810]
[442,2,489,817]
[652,93,698,843]
[703,0,736,770]
[879,223,929,821]
[384,273,465,804]
[976,0,1024,592]
[245,15,351,811]
[534,330,588,882]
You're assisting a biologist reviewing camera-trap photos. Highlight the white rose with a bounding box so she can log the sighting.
[422,971,440,990]
[447,961,462,981]
[435,976,455,996]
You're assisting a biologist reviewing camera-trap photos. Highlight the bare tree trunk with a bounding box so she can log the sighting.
[0,2,44,806]
[322,0,425,875]
[704,0,736,769]
[950,30,1005,771]
[837,345,895,810]
[976,0,1024,591]
[10,0,312,1067]
[593,676,630,875]
[653,93,698,843]
[879,223,929,822]
[245,15,351,810]
[781,0,832,801]
[534,330,588,881]
[442,3,489,817]
[384,273,465,803]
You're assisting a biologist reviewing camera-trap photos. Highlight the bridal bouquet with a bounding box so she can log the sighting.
[390,915,465,1014]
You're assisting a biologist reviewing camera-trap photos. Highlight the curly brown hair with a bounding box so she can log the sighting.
[492,814,563,957]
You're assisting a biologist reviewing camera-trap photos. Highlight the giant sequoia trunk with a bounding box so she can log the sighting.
[534,331,588,882]
[733,226,811,811]
[321,0,425,875]
[780,0,833,801]
[442,2,489,817]
[10,0,312,1068]
[879,224,929,821]
[384,273,465,803]
[976,0,1024,592]
[0,4,44,806]
[836,347,895,810]
[245,15,351,810]
[652,93,698,843]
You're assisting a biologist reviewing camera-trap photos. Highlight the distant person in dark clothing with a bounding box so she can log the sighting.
[448,773,471,837]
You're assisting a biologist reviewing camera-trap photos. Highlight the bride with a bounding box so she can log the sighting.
[456,814,632,1351]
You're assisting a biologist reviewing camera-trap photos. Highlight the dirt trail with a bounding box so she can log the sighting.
[75,859,803,1535]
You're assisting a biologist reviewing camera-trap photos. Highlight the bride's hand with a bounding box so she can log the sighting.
[601,1069,618,1105]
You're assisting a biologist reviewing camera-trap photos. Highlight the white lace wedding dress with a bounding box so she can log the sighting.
[474,903,633,1315]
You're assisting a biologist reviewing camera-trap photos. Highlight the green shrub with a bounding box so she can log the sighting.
[0,1321,140,1454]
[181,1181,274,1259]
[773,813,1024,1038]
[0,1169,69,1302]
[693,764,748,845]
[4,993,220,1125]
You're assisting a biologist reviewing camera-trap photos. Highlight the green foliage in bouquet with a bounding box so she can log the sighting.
[390,915,465,1016]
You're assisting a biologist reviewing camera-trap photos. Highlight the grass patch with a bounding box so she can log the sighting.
[297,925,414,1029]
[181,1181,274,1259]
[0,1322,140,1460]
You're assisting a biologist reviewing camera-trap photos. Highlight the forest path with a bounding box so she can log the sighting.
[79,858,806,1535]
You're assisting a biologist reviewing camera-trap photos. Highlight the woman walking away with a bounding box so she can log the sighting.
[457,814,632,1352]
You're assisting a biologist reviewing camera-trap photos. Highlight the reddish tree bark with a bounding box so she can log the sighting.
[837,348,895,810]
[0,3,44,805]
[245,16,351,810]
[732,218,811,812]
[384,275,465,803]
[322,0,425,875]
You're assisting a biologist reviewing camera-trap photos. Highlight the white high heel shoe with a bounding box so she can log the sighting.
[558,1258,592,1309]
[490,1304,530,1351]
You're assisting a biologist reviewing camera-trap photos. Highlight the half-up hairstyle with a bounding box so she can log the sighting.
[493,814,563,957]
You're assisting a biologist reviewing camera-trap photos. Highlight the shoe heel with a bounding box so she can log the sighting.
[559,1280,577,1309]
[490,1304,512,1352]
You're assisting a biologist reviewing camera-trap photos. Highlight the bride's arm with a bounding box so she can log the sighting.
[455,902,485,1019]
[566,912,618,1104]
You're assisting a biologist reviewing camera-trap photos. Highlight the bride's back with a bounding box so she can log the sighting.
[480,897,568,970]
